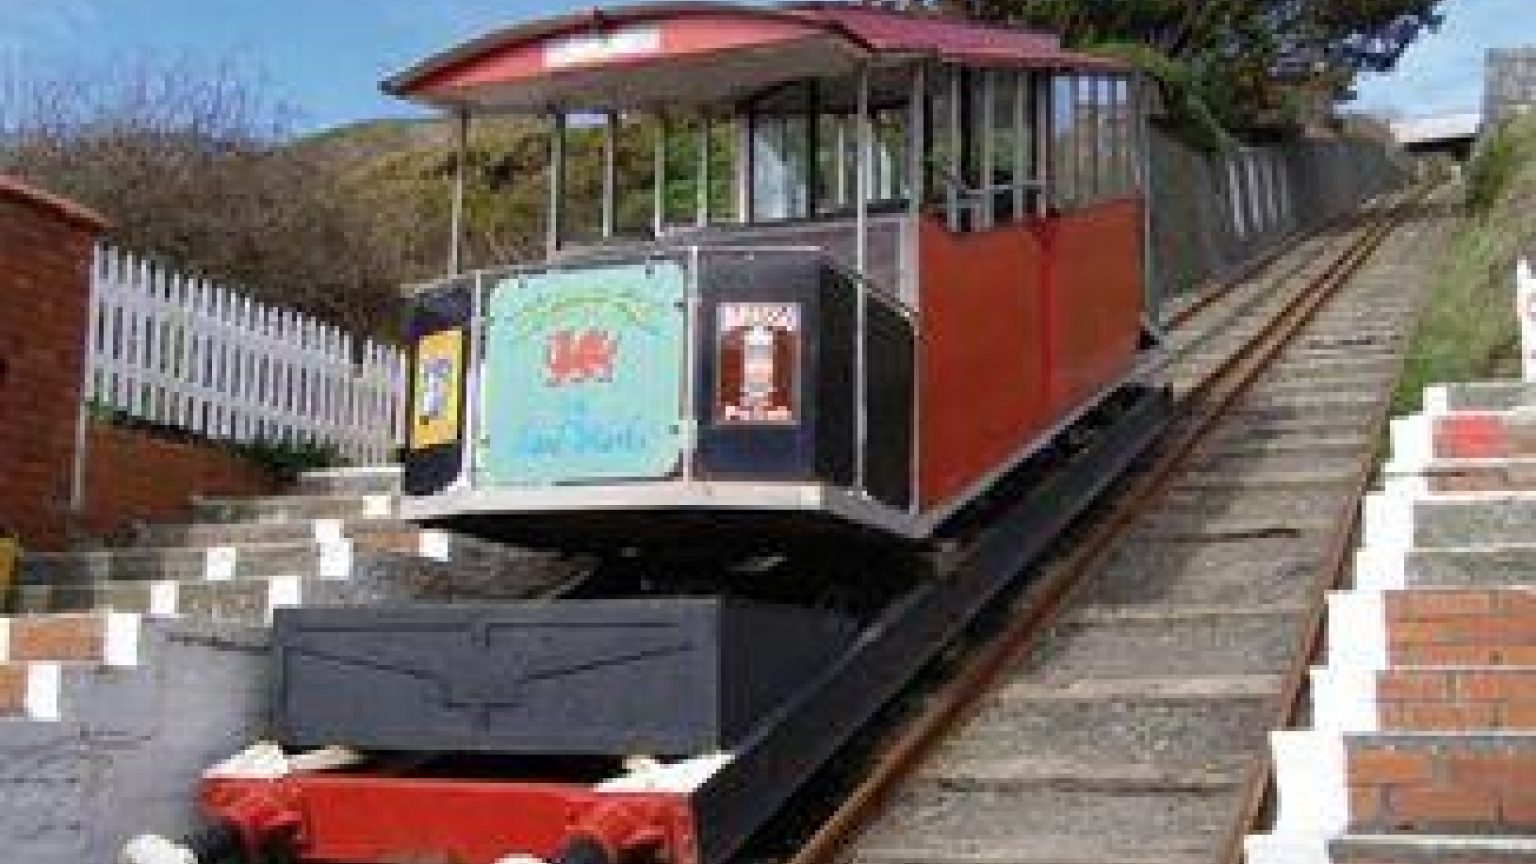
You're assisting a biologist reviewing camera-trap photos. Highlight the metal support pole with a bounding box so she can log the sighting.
[855,64,870,494]
[653,114,668,237]
[909,63,925,214]
[459,271,485,491]
[736,115,752,223]
[947,67,963,231]
[547,112,565,257]
[1013,71,1027,221]
[696,114,711,227]
[1035,74,1052,217]
[449,109,470,276]
[602,110,618,238]
[979,70,995,230]
[1136,74,1160,330]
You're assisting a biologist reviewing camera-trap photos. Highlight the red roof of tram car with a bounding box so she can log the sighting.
[385,2,1125,108]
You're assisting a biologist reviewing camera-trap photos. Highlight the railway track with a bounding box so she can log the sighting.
[770,183,1454,864]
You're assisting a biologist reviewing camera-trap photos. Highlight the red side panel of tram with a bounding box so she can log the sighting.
[917,197,1144,508]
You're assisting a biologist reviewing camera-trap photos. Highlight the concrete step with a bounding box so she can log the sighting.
[15,546,583,624]
[1135,514,1338,543]
[293,465,402,496]
[1173,463,1359,491]
[1223,408,1378,436]
[1395,545,1536,590]
[20,538,364,585]
[1331,833,1536,863]
[1265,356,1401,378]
[931,675,1281,781]
[1248,375,1389,398]
[190,491,395,524]
[1347,732,1536,835]
[1017,607,1303,684]
[1198,429,1370,459]
[851,783,1230,864]
[1433,382,1536,413]
[1417,460,1536,493]
[1086,538,1321,607]
[1148,488,1353,529]
[1408,495,1536,547]
[1237,390,1388,417]
[131,516,420,547]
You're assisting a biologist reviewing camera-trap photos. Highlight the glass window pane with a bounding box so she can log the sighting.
[928,65,959,205]
[1105,76,1118,198]
[872,107,909,202]
[1052,75,1077,208]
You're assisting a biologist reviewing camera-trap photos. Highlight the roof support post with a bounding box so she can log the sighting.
[653,113,667,237]
[1034,74,1052,217]
[1013,70,1028,222]
[947,66,963,231]
[908,62,925,214]
[602,110,618,238]
[979,69,995,230]
[736,114,752,224]
[547,111,565,257]
[448,108,470,276]
[696,114,711,227]
[854,63,870,495]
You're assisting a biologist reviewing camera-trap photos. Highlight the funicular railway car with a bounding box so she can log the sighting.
[130,7,1174,864]
[395,1,1158,548]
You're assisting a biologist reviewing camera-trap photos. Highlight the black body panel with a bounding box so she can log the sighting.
[272,599,858,755]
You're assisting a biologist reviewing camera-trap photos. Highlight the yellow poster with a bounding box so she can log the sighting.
[410,328,463,450]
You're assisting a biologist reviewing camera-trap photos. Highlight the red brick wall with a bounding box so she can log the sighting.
[0,177,107,550]
[1386,588,1536,666]
[81,421,279,541]
[1349,738,1536,832]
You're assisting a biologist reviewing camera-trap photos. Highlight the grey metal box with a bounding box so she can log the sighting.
[272,599,858,755]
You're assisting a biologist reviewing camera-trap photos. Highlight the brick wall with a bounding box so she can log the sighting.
[0,176,108,551]
[1348,736,1536,832]
[81,421,279,541]
[1386,588,1536,666]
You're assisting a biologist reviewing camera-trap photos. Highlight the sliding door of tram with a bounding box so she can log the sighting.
[479,261,688,485]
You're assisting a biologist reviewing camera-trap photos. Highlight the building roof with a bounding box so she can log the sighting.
[1391,113,1482,147]
[385,2,1124,112]
[0,175,111,233]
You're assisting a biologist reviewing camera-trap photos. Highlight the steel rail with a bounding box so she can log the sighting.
[783,186,1421,864]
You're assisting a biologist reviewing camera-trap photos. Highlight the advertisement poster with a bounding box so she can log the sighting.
[481,262,686,484]
[716,302,801,425]
[409,328,463,451]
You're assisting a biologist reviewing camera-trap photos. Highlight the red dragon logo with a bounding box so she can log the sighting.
[545,328,618,386]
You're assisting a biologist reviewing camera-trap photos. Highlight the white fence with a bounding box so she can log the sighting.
[84,244,407,464]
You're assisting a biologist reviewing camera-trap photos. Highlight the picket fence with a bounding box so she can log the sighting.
[85,244,408,464]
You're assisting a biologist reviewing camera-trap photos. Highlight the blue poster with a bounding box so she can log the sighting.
[481,261,686,485]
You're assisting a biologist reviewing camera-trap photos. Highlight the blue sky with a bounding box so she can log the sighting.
[2,0,1533,132]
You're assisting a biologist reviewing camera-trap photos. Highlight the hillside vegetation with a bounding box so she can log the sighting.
[1394,115,1536,412]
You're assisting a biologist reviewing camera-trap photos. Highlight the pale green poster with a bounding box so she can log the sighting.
[481,261,686,485]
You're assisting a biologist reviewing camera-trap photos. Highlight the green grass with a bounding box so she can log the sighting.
[1392,116,1536,415]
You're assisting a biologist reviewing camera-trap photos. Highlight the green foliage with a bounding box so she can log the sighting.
[228,437,346,481]
[969,0,1446,138]
[1086,41,1231,151]
[1394,115,1536,414]
[86,400,347,479]
[1466,117,1536,216]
